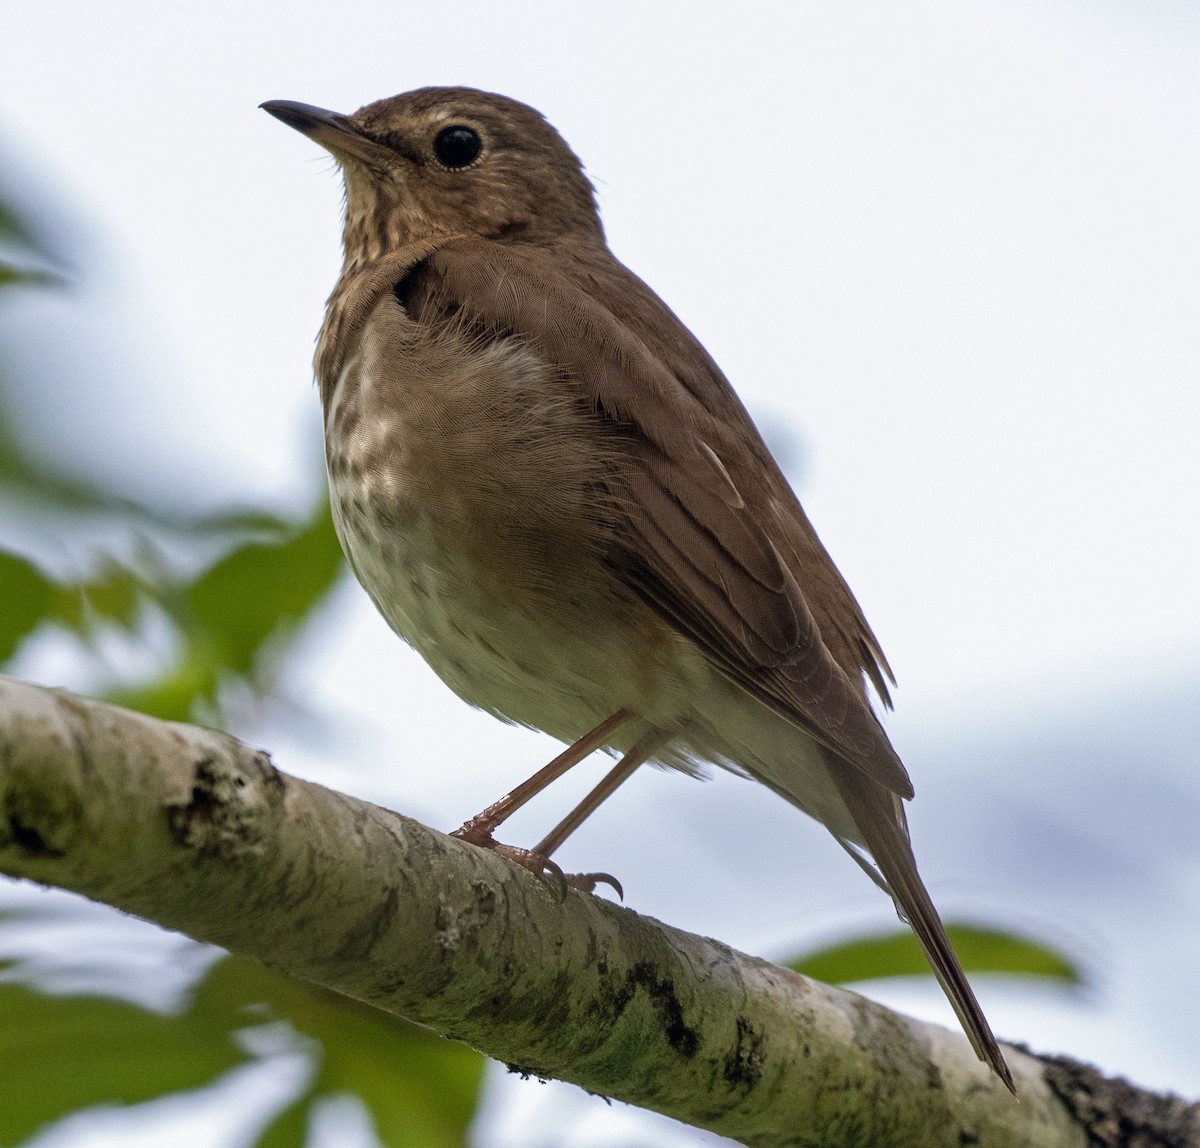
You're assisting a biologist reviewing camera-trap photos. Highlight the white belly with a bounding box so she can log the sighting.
[329,478,652,739]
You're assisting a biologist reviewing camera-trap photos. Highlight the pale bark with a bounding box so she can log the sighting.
[0,674,1193,1147]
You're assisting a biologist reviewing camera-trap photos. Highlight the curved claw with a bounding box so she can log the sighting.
[490,843,569,900]
[565,871,624,900]
[538,856,570,902]
[453,832,621,901]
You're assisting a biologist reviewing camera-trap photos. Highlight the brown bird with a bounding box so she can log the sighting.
[263,87,1014,1091]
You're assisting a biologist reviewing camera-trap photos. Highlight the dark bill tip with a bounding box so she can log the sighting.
[260,99,349,135]
[260,99,391,166]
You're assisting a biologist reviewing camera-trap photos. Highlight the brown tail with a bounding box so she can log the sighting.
[827,753,1016,1094]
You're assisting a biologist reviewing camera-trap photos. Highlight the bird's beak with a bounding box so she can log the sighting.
[260,99,391,166]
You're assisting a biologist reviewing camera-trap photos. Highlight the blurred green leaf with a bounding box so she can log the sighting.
[0,495,345,720]
[184,502,344,678]
[787,923,1081,986]
[199,958,486,1148]
[0,945,485,1148]
[0,550,56,662]
[0,263,59,289]
[52,561,144,636]
[0,979,252,1145]
[256,1098,312,1148]
[188,507,301,537]
[105,660,220,723]
[0,192,63,294]
[0,199,40,247]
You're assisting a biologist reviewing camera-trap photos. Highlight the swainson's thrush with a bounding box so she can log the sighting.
[263,87,1014,1091]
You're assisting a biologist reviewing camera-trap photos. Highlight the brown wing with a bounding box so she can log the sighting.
[397,237,911,799]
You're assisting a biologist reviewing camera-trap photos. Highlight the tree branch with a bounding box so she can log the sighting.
[0,674,1193,1147]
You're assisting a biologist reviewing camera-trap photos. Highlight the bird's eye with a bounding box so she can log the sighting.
[433,125,482,169]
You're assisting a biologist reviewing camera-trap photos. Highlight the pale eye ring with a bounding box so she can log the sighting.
[434,125,482,169]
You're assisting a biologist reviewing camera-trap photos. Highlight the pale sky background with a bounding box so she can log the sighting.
[1,1,1198,1145]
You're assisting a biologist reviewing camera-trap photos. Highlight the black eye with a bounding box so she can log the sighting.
[433,125,482,169]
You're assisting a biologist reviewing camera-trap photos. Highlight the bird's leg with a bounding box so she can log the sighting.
[451,709,633,847]
[533,730,664,857]
[524,729,668,897]
[454,717,664,899]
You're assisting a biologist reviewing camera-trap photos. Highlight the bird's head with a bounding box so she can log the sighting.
[262,86,604,265]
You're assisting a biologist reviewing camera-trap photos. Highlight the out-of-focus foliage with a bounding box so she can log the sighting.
[0,957,251,1144]
[0,184,344,723]
[0,502,344,722]
[0,198,59,290]
[787,922,1081,986]
[242,958,485,1148]
[0,179,487,1146]
[0,550,54,663]
[0,912,485,1147]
